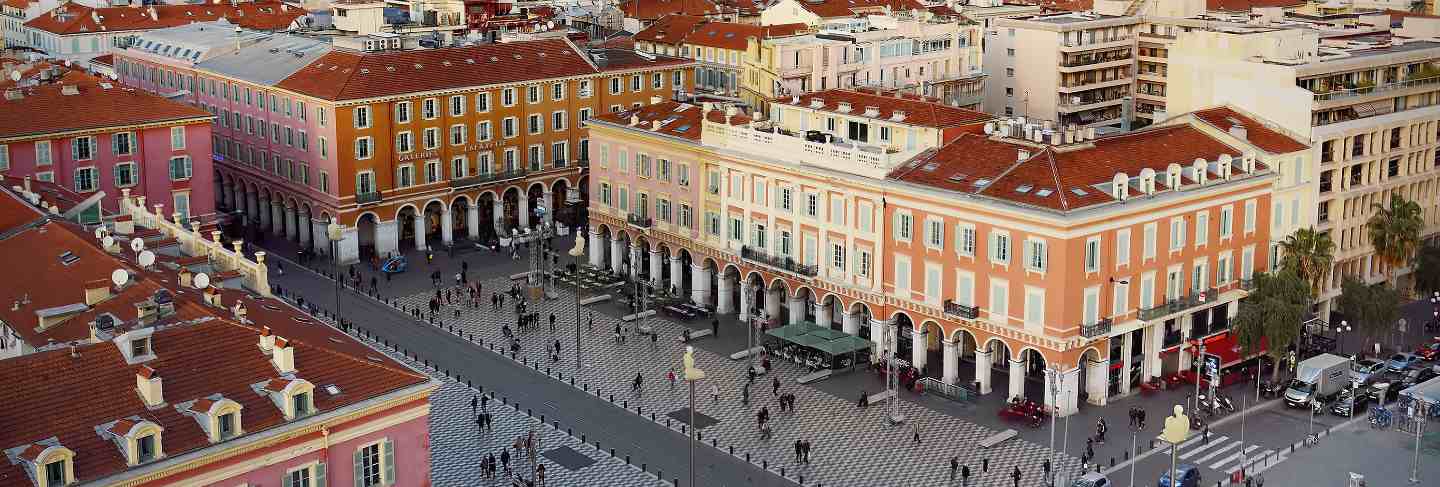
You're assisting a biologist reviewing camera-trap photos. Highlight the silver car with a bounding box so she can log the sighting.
[1350,359,1386,386]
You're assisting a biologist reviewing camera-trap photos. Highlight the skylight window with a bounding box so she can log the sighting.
[674,124,692,132]
[947,173,967,182]
[922,163,939,171]
[1070,188,1089,196]
[1015,184,1032,193]
[972,178,990,187]
[1034,189,1054,197]
[59,251,79,266]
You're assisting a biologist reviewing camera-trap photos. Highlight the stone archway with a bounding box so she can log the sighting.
[356,212,379,259]
[790,286,816,326]
[478,191,499,243]
[450,195,472,243]
[396,205,420,252]
[502,187,522,234]
[920,320,944,379]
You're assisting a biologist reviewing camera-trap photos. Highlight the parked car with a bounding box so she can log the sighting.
[1331,387,1371,416]
[1071,472,1112,487]
[1387,353,1422,372]
[1158,464,1202,487]
[1415,340,1440,361]
[1350,359,1387,385]
[1369,367,1439,402]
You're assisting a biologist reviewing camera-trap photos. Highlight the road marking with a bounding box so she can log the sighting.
[1208,445,1259,470]
[1224,449,1273,475]
[1192,441,1242,464]
[1177,435,1229,459]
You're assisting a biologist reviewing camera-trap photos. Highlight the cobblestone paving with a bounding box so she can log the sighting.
[391,275,1084,487]
[326,311,672,487]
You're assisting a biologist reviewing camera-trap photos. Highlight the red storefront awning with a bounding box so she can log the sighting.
[1161,331,1267,369]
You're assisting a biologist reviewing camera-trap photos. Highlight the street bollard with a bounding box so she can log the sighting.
[729,446,734,454]
[781,467,785,476]
[712,438,717,447]
[642,463,646,472]
[624,401,628,409]
[626,455,631,464]
[610,394,614,402]
[1110,458,1115,467]
[609,448,615,457]
[763,460,768,469]
[651,412,656,420]
[746,453,751,462]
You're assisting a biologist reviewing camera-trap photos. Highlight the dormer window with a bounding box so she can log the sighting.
[293,391,312,417]
[218,412,236,439]
[7,440,76,487]
[180,396,243,443]
[256,378,315,421]
[135,435,156,463]
[130,337,149,357]
[43,460,66,486]
[113,328,156,364]
[102,418,164,466]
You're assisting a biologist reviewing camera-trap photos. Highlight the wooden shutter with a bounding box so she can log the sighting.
[382,439,395,486]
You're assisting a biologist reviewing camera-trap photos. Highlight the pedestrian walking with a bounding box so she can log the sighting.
[949,456,959,480]
[710,383,720,403]
[772,377,781,396]
[742,384,751,405]
[666,368,678,390]
[982,458,989,474]
[1011,466,1022,487]
[712,318,719,337]
[1203,422,1210,445]
[651,332,658,351]
[802,439,811,464]
[1043,458,1051,484]
[485,413,493,432]
[471,394,478,415]
[481,393,489,412]
[549,313,557,333]
[633,372,644,393]
[588,312,595,333]
[912,424,922,445]
[615,323,624,344]
[794,440,803,462]
[961,464,971,486]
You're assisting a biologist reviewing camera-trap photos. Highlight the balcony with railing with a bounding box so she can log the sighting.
[740,246,818,277]
[1080,318,1113,339]
[943,300,979,320]
[1060,52,1133,71]
[1311,74,1440,103]
[1138,288,1218,321]
[449,169,528,189]
[627,214,653,228]
[356,191,382,205]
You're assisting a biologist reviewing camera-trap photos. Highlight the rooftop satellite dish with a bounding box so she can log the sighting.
[193,272,210,290]
[102,236,115,248]
[8,71,19,82]
[130,238,145,253]
[111,269,130,287]
[138,250,155,267]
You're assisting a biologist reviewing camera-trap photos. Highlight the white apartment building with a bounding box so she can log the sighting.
[984,12,1140,130]
[1167,21,1440,316]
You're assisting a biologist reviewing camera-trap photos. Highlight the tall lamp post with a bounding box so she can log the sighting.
[682,346,706,487]
[1336,320,1352,356]
[328,222,345,327]
[567,188,586,370]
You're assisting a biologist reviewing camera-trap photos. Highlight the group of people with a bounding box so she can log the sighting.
[479,450,508,480]
[1128,406,1148,430]
[791,439,815,464]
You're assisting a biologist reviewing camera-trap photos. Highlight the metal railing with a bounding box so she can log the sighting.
[356,192,382,204]
[1138,287,1218,321]
[919,377,976,403]
[1080,318,1113,339]
[626,214,653,228]
[1061,53,1132,68]
[740,246,818,277]
[943,300,979,319]
[1311,74,1440,101]
[449,169,528,188]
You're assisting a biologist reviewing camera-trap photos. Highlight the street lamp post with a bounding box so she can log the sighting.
[568,230,586,370]
[1046,367,1059,486]
[1336,320,1352,356]
[327,223,344,328]
[682,346,707,487]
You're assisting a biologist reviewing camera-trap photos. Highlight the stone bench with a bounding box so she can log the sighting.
[578,294,612,306]
[865,389,897,404]
[676,329,713,342]
[796,369,832,384]
[730,346,764,360]
[621,309,657,322]
[979,429,1018,449]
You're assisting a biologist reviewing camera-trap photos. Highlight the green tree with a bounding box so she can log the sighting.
[1413,244,1440,297]
[1279,228,1335,299]
[1368,194,1424,288]
[1234,270,1310,382]
[1337,277,1403,357]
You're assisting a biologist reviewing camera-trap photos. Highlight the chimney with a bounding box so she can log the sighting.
[629,115,640,126]
[1017,149,1030,161]
[259,326,274,352]
[84,279,111,305]
[136,365,164,407]
[178,268,193,288]
[702,102,714,114]
[652,120,663,131]
[1228,124,1248,141]
[649,95,662,105]
[271,337,295,374]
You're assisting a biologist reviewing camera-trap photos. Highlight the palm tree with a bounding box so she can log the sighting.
[1367,194,1424,287]
[1279,227,1336,299]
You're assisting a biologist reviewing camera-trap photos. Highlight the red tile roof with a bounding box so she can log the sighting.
[593,100,751,140]
[23,1,303,36]
[89,54,114,67]
[2,0,29,10]
[793,0,927,19]
[636,15,807,50]
[1205,0,1304,12]
[0,74,212,140]
[777,88,994,129]
[1192,107,1309,154]
[634,15,710,45]
[621,0,727,20]
[0,174,98,216]
[276,39,689,101]
[889,123,1267,211]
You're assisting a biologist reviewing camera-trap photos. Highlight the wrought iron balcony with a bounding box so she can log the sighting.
[943,300,979,319]
[626,214,653,228]
[1138,287,1218,321]
[450,169,528,189]
[1080,318,1113,339]
[356,192,382,204]
[740,246,818,277]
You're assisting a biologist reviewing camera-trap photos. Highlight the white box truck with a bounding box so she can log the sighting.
[1284,353,1351,408]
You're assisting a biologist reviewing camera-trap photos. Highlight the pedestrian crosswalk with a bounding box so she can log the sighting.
[1165,434,1284,477]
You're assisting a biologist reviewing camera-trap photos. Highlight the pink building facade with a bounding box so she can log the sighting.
[0,77,215,222]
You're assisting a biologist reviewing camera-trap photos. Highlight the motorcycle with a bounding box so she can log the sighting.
[1259,381,1279,399]
[1217,394,1236,413]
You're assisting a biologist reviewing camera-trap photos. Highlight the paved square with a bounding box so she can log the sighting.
[667,408,721,430]
[543,445,599,471]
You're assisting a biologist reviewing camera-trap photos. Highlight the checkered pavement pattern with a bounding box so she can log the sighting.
[392,276,1084,487]
[341,317,672,487]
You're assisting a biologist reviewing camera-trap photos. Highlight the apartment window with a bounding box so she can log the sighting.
[477,121,492,141]
[1024,287,1045,329]
[528,114,542,135]
[805,193,818,217]
[397,165,414,187]
[1024,239,1047,272]
[729,217,742,240]
[527,86,540,104]
[425,160,441,183]
[1352,134,1364,157]
[74,167,98,192]
[553,111,566,131]
[71,136,95,161]
[396,132,413,153]
[552,141,568,166]
[989,279,1009,321]
[502,88,516,106]
[44,460,66,486]
[356,441,387,487]
[1243,200,1257,233]
[529,145,542,171]
[422,98,438,119]
[679,204,693,228]
[925,218,943,248]
[354,106,371,128]
[112,132,134,155]
[579,108,592,123]
[631,74,642,92]
[579,79,593,97]
[168,156,192,180]
[320,171,330,194]
[990,232,1011,264]
[1195,212,1209,246]
[114,162,137,187]
[1085,237,1101,272]
[653,72,663,89]
[355,137,373,159]
[600,183,612,206]
[396,101,412,123]
[1006,67,1014,77]
[136,434,157,463]
[895,212,913,241]
[450,95,465,116]
[1169,217,1185,251]
[678,163,690,186]
[476,92,490,112]
[1219,206,1233,239]
[423,127,439,150]
[1217,252,1232,285]
[450,124,466,145]
[956,224,976,257]
[0,145,9,171]
[553,82,565,100]
[831,243,846,270]
[610,77,622,94]
[1143,222,1157,260]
